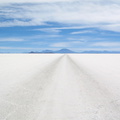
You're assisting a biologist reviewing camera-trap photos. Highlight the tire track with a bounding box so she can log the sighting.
[0,55,64,120]
[33,55,120,120]
[0,54,120,120]
[67,55,120,120]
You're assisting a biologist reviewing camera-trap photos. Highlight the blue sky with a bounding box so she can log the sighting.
[0,0,120,53]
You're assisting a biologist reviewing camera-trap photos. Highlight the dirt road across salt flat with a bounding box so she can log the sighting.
[0,54,120,120]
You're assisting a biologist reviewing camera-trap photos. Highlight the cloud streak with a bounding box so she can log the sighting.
[71,30,94,34]
[0,38,24,42]
[50,42,70,47]
[92,42,120,47]
[0,0,120,32]
[0,46,43,50]
[50,40,85,48]
[0,0,74,3]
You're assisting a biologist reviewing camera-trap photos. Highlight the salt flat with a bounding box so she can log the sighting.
[0,54,120,120]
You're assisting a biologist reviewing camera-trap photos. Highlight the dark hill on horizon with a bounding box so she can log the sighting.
[30,48,77,54]
[29,49,120,54]
[55,49,76,53]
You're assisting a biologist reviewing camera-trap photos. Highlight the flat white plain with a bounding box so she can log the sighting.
[0,54,120,120]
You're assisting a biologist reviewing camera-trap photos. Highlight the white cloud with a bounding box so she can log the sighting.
[35,28,61,33]
[92,42,120,47]
[77,47,120,52]
[50,42,70,47]
[35,26,91,31]
[0,0,74,3]
[50,40,85,47]
[0,38,24,41]
[29,34,62,39]
[99,24,120,32]
[71,41,85,44]
[35,26,94,34]
[0,47,12,49]
[67,38,86,41]
[1,0,120,32]
[0,46,42,50]
[71,30,93,34]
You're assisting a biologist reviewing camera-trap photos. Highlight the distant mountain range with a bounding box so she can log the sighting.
[30,49,77,54]
[29,49,120,54]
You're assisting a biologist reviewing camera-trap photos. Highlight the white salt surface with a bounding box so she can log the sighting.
[0,54,120,120]
[0,54,62,93]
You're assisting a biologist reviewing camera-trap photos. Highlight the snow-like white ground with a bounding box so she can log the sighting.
[0,54,120,120]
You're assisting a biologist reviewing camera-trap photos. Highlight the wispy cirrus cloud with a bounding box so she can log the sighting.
[99,24,120,32]
[92,42,120,47]
[30,41,48,45]
[71,30,94,34]
[35,27,94,34]
[50,40,85,48]
[34,26,91,31]
[0,0,74,3]
[50,42,70,47]
[35,28,61,34]
[1,0,120,32]
[0,46,42,50]
[0,38,24,42]
[67,37,86,41]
